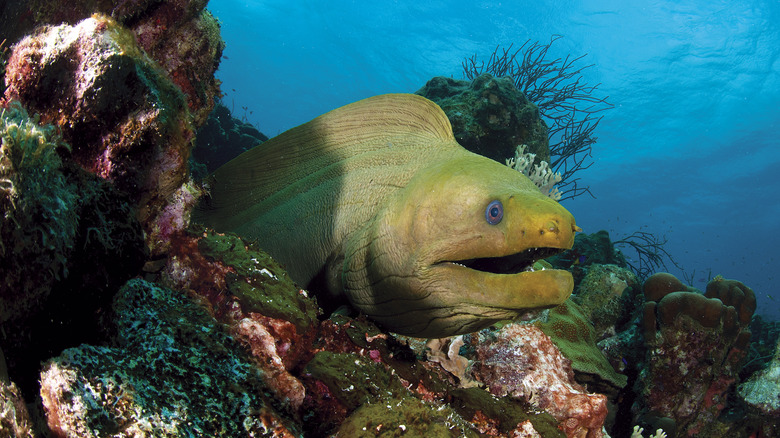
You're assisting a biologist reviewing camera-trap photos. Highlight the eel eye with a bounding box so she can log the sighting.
[485,200,503,225]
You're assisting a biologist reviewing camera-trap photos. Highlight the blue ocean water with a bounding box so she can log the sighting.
[209,0,780,320]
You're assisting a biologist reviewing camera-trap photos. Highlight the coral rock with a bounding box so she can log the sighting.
[0,378,33,438]
[1,104,145,394]
[3,15,194,255]
[0,0,223,128]
[416,73,549,163]
[161,228,320,414]
[574,264,639,339]
[39,279,299,437]
[472,323,609,438]
[129,3,224,125]
[636,273,755,436]
[643,272,686,302]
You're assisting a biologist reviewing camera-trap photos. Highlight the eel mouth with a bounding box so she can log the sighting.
[445,247,564,275]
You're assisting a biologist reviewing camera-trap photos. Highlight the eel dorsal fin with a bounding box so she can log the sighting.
[196,93,456,229]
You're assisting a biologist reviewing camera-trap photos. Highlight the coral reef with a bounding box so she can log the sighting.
[2,2,223,255]
[2,2,776,436]
[39,278,299,437]
[416,73,549,164]
[157,228,568,437]
[635,273,756,436]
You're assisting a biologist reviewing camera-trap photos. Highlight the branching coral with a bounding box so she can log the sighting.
[506,143,562,200]
[630,425,667,438]
[614,231,682,281]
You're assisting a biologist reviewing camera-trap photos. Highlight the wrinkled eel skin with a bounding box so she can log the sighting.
[194,94,579,338]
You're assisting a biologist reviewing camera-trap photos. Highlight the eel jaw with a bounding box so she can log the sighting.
[445,247,564,275]
[424,243,574,315]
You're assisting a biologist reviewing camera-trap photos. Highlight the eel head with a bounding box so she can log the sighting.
[342,152,579,338]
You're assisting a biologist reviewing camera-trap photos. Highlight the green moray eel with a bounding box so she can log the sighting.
[194,94,579,338]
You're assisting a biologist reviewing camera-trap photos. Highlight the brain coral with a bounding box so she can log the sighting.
[574,263,639,338]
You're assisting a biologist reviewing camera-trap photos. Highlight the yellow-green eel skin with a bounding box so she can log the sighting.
[194,94,579,338]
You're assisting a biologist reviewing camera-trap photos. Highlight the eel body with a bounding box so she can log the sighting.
[194,94,579,337]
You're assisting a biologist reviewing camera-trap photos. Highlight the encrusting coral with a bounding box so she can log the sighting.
[471,323,610,438]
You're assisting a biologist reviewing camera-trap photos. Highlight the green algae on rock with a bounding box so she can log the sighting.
[336,395,479,438]
[196,228,320,332]
[304,351,411,410]
[39,279,299,437]
[0,102,146,396]
[304,351,478,437]
[0,103,77,324]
